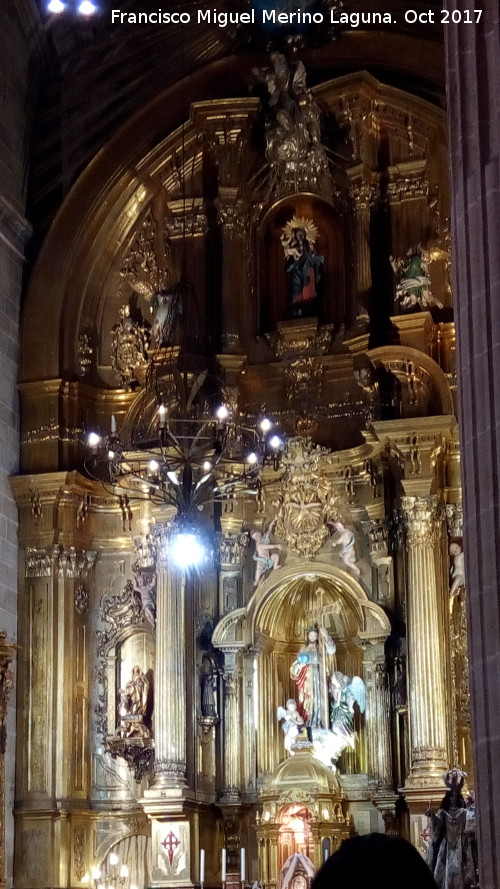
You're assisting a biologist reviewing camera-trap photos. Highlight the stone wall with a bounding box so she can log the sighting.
[0,1,39,883]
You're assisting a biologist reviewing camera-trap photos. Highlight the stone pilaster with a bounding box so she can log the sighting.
[445,5,500,883]
[401,495,449,785]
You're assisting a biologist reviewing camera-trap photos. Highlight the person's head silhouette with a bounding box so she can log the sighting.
[312,833,438,889]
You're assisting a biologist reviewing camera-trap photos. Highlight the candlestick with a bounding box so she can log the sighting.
[222,848,227,883]
[240,848,245,882]
[111,415,116,434]
[200,849,205,884]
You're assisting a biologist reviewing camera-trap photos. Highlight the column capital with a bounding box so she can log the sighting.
[445,502,463,538]
[401,495,441,543]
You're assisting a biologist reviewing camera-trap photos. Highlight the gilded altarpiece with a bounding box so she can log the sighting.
[13,63,468,889]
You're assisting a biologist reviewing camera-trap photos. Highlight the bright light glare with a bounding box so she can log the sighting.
[120,866,129,878]
[149,459,159,472]
[91,869,101,881]
[202,460,212,472]
[88,432,101,448]
[269,435,283,450]
[246,452,258,465]
[107,450,115,460]
[260,417,272,433]
[215,404,229,421]
[78,0,97,13]
[170,532,205,568]
[109,853,119,867]
[81,874,90,885]
[47,0,66,11]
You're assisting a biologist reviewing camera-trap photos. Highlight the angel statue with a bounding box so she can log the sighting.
[251,519,281,588]
[390,246,443,313]
[330,521,361,577]
[329,671,366,750]
[281,217,324,319]
[277,699,305,754]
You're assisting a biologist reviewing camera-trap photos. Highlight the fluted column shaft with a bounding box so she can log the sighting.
[402,495,449,782]
[363,648,393,788]
[348,165,374,324]
[221,654,241,802]
[153,559,187,787]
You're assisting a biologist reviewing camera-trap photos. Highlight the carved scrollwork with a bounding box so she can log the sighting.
[275,437,340,559]
[110,304,149,390]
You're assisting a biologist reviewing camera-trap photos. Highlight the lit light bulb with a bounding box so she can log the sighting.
[149,459,159,472]
[269,435,283,450]
[107,450,115,460]
[88,432,101,448]
[91,867,101,880]
[119,865,129,878]
[47,0,66,11]
[78,0,97,13]
[259,418,272,433]
[81,875,90,885]
[246,452,258,465]
[202,460,212,472]
[109,853,119,866]
[215,404,229,421]
[170,532,205,568]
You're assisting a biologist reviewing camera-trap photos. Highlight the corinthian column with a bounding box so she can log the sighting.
[402,495,449,785]
[151,528,187,789]
[347,164,375,325]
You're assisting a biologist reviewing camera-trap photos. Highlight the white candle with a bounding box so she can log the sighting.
[111,414,116,433]
[222,849,227,882]
[240,848,245,882]
[200,849,205,883]
[323,845,328,863]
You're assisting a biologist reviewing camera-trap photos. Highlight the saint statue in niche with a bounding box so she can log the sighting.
[281,216,324,318]
[290,625,336,730]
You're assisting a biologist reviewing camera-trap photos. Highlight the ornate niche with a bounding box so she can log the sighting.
[259,195,348,334]
[97,578,156,781]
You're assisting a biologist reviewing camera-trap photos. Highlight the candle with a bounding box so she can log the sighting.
[240,848,245,882]
[111,415,116,434]
[200,849,205,884]
[222,848,227,882]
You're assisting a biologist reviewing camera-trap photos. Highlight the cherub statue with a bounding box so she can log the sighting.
[449,542,465,599]
[251,520,281,587]
[390,246,443,312]
[330,521,361,577]
[277,699,305,754]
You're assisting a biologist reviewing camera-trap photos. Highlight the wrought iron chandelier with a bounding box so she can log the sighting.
[86,366,284,533]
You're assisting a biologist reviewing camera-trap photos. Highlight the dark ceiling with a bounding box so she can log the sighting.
[28,0,446,232]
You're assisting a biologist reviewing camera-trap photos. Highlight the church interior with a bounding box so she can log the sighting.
[0,1,499,888]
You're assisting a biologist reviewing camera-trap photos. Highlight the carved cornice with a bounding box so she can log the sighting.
[25,546,96,578]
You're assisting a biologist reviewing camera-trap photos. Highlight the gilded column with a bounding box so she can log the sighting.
[363,647,393,791]
[220,649,242,803]
[402,495,449,784]
[347,164,375,325]
[151,530,187,788]
[218,192,247,353]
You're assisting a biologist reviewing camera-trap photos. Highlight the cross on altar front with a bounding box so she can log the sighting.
[161,830,181,865]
